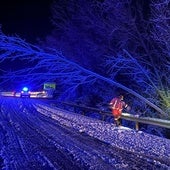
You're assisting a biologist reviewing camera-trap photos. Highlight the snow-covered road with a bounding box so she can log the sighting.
[0,97,169,170]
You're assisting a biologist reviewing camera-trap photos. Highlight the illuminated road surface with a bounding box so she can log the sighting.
[0,97,169,169]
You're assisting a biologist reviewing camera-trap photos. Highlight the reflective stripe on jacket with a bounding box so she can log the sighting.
[110,97,126,111]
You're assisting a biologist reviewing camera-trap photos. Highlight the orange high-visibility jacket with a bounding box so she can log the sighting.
[110,97,127,112]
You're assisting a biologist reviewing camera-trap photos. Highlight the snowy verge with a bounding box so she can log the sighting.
[34,103,170,165]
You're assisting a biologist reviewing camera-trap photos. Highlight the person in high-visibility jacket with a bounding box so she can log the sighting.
[109,95,128,126]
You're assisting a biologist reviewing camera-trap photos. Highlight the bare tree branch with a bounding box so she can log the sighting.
[0,34,167,116]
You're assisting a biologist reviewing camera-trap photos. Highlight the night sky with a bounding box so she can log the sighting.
[0,0,53,43]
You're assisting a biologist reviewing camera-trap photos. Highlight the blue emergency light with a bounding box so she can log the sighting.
[22,87,29,92]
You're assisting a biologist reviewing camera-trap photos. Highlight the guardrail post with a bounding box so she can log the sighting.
[99,110,105,121]
[73,106,76,113]
[135,121,139,131]
[102,114,105,121]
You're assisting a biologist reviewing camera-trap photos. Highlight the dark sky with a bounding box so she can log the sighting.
[0,0,53,43]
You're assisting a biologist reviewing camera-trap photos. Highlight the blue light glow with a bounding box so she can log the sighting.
[22,87,29,92]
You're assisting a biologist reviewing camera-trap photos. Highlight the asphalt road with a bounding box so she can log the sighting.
[0,97,169,170]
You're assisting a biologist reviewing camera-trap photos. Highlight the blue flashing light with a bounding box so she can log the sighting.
[22,87,29,92]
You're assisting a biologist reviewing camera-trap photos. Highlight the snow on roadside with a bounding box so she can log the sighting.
[34,103,170,165]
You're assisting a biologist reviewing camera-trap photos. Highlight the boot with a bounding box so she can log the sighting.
[115,119,119,127]
[115,119,121,127]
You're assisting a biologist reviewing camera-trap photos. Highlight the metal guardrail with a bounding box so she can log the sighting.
[0,91,16,97]
[62,102,170,130]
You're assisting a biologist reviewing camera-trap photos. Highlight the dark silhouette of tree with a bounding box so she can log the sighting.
[40,0,130,71]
